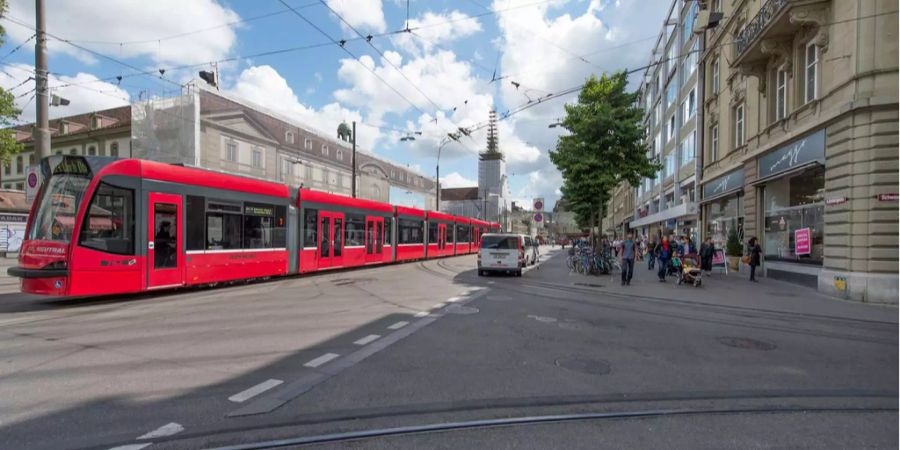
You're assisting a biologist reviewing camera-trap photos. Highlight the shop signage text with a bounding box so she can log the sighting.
[876,193,898,201]
[758,129,825,179]
[702,167,745,199]
[825,197,848,206]
[795,227,811,256]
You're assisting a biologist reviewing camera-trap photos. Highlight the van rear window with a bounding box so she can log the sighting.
[482,235,518,249]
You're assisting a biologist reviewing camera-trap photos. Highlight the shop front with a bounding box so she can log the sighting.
[752,129,826,287]
[700,167,745,250]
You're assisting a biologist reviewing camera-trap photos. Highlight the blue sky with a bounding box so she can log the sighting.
[0,0,671,209]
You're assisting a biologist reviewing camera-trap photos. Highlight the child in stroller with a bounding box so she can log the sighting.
[674,254,703,287]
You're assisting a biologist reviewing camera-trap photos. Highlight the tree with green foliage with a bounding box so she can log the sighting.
[0,0,24,163]
[549,71,660,230]
[725,220,743,257]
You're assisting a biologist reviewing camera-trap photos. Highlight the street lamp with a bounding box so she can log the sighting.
[435,132,460,210]
[548,119,562,128]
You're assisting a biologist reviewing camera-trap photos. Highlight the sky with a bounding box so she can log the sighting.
[0,0,671,210]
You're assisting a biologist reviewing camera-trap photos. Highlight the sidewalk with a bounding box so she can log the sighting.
[0,256,19,295]
[539,251,896,323]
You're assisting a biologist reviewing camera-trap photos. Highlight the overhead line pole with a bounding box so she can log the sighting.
[33,0,50,159]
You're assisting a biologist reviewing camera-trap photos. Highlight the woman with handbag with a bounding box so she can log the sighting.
[746,237,762,282]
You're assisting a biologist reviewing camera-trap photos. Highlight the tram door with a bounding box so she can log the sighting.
[437,223,447,252]
[318,211,344,268]
[365,216,384,262]
[147,192,184,289]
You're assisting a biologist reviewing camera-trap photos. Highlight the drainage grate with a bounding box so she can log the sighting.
[717,336,777,351]
[573,282,604,288]
[554,357,611,375]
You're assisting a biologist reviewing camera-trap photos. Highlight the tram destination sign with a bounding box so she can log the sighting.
[244,204,274,217]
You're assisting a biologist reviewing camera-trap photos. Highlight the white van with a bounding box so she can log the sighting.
[478,233,524,277]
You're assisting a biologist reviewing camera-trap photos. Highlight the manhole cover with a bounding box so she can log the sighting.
[573,282,604,288]
[445,305,479,315]
[717,336,777,351]
[554,357,611,375]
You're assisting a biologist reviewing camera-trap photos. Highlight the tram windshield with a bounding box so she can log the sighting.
[28,173,91,243]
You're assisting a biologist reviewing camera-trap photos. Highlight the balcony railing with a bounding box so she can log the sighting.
[734,0,789,56]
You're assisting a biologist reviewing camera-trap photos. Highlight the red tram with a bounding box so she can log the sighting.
[9,156,502,297]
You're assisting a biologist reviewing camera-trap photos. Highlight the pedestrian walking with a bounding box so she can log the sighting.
[647,236,657,270]
[747,237,762,282]
[654,237,671,282]
[700,237,715,274]
[620,233,636,286]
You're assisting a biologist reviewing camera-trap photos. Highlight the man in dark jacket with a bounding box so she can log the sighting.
[700,237,715,273]
[748,237,762,282]
[653,237,672,282]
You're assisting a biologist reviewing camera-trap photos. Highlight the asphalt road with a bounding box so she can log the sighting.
[0,248,896,450]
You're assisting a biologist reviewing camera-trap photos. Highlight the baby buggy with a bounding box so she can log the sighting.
[673,254,702,287]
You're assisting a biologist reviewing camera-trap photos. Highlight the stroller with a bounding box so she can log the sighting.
[674,254,702,287]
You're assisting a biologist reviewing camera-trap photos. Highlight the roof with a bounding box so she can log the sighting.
[12,106,131,143]
[0,189,29,213]
[440,187,479,201]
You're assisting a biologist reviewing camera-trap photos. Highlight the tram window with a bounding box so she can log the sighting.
[302,209,317,248]
[206,213,242,249]
[385,217,393,245]
[398,218,423,244]
[320,216,330,257]
[273,205,287,248]
[78,183,135,255]
[375,221,383,253]
[428,222,438,245]
[447,225,455,243]
[345,213,365,246]
[333,218,342,256]
[186,195,206,251]
[456,224,468,243]
[243,202,276,249]
[153,204,178,268]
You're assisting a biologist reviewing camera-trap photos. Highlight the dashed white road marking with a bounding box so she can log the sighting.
[137,422,184,440]
[387,321,409,330]
[228,379,283,403]
[353,334,381,345]
[527,314,558,323]
[446,296,462,303]
[108,445,151,450]
[413,311,429,318]
[304,353,340,368]
[431,302,445,309]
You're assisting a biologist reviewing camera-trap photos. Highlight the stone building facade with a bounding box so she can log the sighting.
[699,0,898,303]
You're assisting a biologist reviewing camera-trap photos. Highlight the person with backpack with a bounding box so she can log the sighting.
[654,236,671,282]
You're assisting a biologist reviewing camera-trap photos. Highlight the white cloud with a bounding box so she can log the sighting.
[5,0,240,66]
[0,64,131,121]
[228,65,382,150]
[441,171,477,188]
[392,10,483,56]
[325,0,387,33]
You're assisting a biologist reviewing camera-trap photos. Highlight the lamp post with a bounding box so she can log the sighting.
[435,133,460,210]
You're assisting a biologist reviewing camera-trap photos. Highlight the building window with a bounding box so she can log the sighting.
[323,169,330,185]
[762,166,825,263]
[16,155,22,174]
[734,103,745,147]
[775,68,788,121]
[285,131,295,144]
[28,153,34,166]
[665,152,675,177]
[680,130,695,166]
[225,140,237,162]
[666,81,677,109]
[91,116,101,129]
[321,144,329,156]
[305,164,312,180]
[804,42,817,103]
[304,138,312,150]
[15,182,23,190]
[711,58,720,94]
[713,0,722,13]
[69,148,77,155]
[667,43,677,74]
[710,124,719,162]
[54,150,62,155]
[110,142,119,157]
[87,145,96,156]
[3,162,9,176]
[336,149,343,161]
[667,115,676,140]
[682,88,696,121]
[683,0,698,43]
[60,122,69,134]
[252,147,263,168]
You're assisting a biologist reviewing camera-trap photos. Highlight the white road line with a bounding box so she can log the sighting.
[446,297,462,303]
[108,445,151,450]
[137,422,184,440]
[432,303,445,309]
[304,352,340,368]
[414,311,429,318]
[353,334,381,345]
[387,321,409,330]
[228,379,283,403]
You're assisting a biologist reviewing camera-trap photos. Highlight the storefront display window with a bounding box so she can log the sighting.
[762,166,825,264]
[705,194,742,249]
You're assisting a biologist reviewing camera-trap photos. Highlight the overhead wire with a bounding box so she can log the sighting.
[0,33,34,63]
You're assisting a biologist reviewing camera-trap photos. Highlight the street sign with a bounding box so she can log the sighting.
[877,193,898,201]
[25,165,41,205]
[533,212,543,222]
[533,198,544,211]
